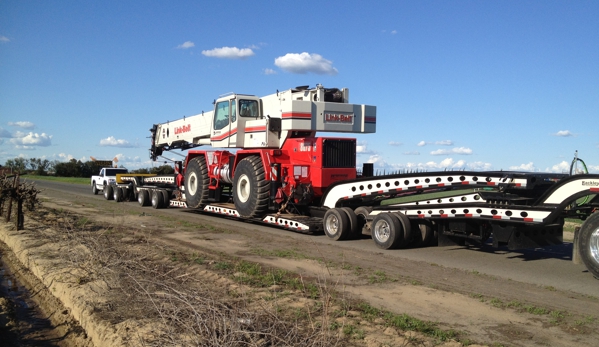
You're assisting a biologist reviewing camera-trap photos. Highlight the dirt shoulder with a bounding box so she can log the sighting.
[1,188,598,346]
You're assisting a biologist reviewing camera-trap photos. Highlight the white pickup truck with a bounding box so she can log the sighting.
[91,167,129,195]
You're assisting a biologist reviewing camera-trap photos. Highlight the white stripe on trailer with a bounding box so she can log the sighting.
[322,173,527,208]
[170,200,187,208]
[144,176,176,184]
[389,193,484,207]
[262,216,311,231]
[371,206,551,223]
[204,205,241,217]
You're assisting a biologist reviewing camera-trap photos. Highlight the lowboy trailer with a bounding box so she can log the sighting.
[100,85,599,278]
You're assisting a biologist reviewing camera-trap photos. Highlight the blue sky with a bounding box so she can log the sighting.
[1,1,598,173]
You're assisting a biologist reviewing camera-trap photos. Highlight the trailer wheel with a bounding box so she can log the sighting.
[151,190,164,209]
[393,212,412,249]
[233,156,270,218]
[92,181,98,195]
[185,156,210,209]
[114,186,123,202]
[324,208,351,241]
[372,213,403,249]
[340,207,359,239]
[104,185,114,200]
[138,189,150,206]
[161,190,171,208]
[578,212,599,278]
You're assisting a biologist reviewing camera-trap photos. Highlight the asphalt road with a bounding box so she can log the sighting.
[30,179,598,297]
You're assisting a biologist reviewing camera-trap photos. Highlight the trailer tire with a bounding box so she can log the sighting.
[161,190,171,208]
[92,181,98,195]
[393,212,412,249]
[324,208,351,241]
[114,186,123,202]
[138,189,150,206]
[412,220,435,247]
[372,213,404,249]
[151,190,164,209]
[578,212,599,278]
[341,207,359,239]
[233,156,270,218]
[104,185,114,200]
[185,156,210,209]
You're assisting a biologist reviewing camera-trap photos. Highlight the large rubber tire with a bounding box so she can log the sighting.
[185,157,210,209]
[324,208,351,241]
[393,212,412,249]
[114,186,123,202]
[92,181,98,195]
[151,190,164,209]
[371,213,404,249]
[340,207,359,239]
[138,190,150,206]
[578,212,599,278]
[161,190,171,208]
[104,185,114,200]
[233,156,270,218]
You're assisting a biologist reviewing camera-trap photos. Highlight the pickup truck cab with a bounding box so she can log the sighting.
[91,167,129,195]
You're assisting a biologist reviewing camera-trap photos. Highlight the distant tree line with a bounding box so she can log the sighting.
[1,158,174,177]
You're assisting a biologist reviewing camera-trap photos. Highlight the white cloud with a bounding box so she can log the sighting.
[467,161,493,171]
[388,141,403,146]
[274,52,338,75]
[58,153,74,161]
[391,30,397,35]
[403,151,420,155]
[509,162,536,171]
[553,130,574,137]
[100,136,135,148]
[356,141,375,155]
[430,147,472,155]
[587,165,599,173]
[10,132,52,147]
[202,46,255,59]
[176,41,195,49]
[8,121,35,129]
[0,36,9,43]
[263,68,277,75]
[417,141,427,147]
[548,161,571,173]
[435,140,453,146]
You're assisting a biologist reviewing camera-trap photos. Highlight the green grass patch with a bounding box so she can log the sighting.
[25,175,90,185]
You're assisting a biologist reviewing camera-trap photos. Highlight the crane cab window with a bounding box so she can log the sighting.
[239,99,259,118]
[214,100,236,130]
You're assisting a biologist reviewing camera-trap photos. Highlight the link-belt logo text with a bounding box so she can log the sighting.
[175,124,191,134]
[325,113,353,123]
[582,180,599,186]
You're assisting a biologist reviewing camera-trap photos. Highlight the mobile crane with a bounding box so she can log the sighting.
[102,84,599,278]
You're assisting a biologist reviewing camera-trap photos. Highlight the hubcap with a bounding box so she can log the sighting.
[188,173,197,195]
[326,214,339,235]
[591,226,599,263]
[374,220,391,243]
[237,174,250,203]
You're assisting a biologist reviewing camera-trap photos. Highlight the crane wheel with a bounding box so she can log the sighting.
[324,208,351,241]
[185,156,209,209]
[233,156,270,218]
[371,213,404,249]
[577,212,599,278]
[104,185,114,200]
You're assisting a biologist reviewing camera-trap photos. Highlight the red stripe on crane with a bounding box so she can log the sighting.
[282,112,311,119]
